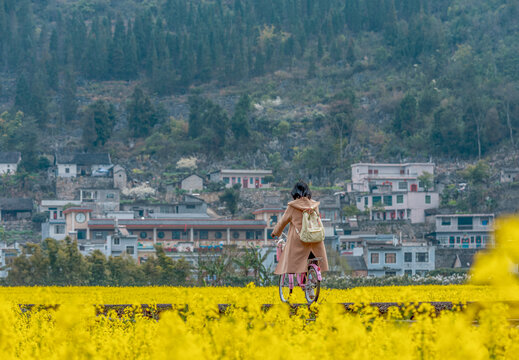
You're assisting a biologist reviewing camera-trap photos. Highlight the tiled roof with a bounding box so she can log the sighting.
[0,151,21,164]
[344,256,367,271]
[56,153,111,165]
[0,198,33,211]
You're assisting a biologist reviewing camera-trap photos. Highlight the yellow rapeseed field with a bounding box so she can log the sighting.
[1,217,519,359]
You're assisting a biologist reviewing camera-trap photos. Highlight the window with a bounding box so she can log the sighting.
[368,169,373,174]
[261,178,268,184]
[374,169,378,175]
[157,231,165,239]
[65,168,70,173]
[416,252,429,262]
[449,236,455,247]
[55,225,65,234]
[383,196,392,206]
[172,231,181,240]
[256,231,263,239]
[456,236,461,244]
[77,230,86,240]
[481,217,489,226]
[441,217,451,226]
[385,253,396,264]
[139,231,147,239]
[199,231,208,240]
[419,181,424,188]
[372,196,382,205]
[106,193,115,199]
[385,271,396,276]
[126,246,134,255]
[371,253,379,264]
[223,177,230,184]
[398,182,407,190]
[458,217,473,230]
[233,232,240,239]
[400,169,405,175]
[404,270,413,276]
[246,231,255,240]
[269,215,278,226]
[397,195,404,204]
[215,231,222,239]
[113,237,120,245]
[238,177,241,183]
[95,232,104,239]
[357,197,361,203]
[186,205,196,209]
[404,252,412,262]
[364,197,368,206]
[425,195,431,204]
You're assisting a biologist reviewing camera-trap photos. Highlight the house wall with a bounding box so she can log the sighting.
[0,163,18,175]
[181,175,204,191]
[401,245,435,275]
[212,171,272,188]
[57,164,77,177]
[356,192,439,223]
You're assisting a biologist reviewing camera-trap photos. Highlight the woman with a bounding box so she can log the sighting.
[271,181,328,275]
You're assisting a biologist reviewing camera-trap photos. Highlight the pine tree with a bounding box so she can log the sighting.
[127,87,160,137]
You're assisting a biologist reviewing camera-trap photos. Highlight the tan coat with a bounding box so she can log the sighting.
[272,197,329,274]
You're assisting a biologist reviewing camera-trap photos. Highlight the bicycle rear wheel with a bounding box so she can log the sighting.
[279,274,293,303]
[305,266,320,304]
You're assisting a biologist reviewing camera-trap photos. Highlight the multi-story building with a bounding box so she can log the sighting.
[349,162,439,223]
[209,169,273,189]
[365,242,435,277]
[434,214,494,248]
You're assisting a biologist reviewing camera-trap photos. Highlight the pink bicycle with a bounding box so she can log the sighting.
[276,237,322,304]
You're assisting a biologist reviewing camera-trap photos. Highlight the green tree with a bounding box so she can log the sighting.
[219,184,241,216]
[82,100,116,148]
[127,87,160,137]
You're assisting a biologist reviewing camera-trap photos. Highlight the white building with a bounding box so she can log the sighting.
[434,214,494,248]
[55,153,112,178]
[210,169,273,188]
[40,200,82,241]
[349,162,438,224]
[355,191,439,223]
[0,152,21,175]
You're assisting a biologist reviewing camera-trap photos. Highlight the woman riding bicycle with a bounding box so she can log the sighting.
[271,181,329,276]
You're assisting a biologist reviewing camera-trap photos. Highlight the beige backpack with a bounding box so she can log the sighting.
[296,209,325,243]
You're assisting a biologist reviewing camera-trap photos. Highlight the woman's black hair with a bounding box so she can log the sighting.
[291,181,312,200]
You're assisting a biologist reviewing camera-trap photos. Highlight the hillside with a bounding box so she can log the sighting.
[0,0,518,187]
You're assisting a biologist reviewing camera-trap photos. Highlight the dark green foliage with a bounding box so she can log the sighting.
[82,100,116,148]
[393,94,418,137]
[219,184,241,215]
[127,87,160,137]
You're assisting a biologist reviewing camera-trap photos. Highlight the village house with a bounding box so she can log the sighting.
[500,168,519,183]
[209,169,273,188]
[0,151,21,175]
[0,198,33,221]
[349,162,439,223]
[433,214,494,248]
[121,194,208,219]
[181,174,204,192]
[55,153,112,178]
[365,241,435,277]
[40,200,82,241]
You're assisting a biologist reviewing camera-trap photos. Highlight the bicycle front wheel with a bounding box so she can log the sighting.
[305,266,320,304]
[279,274,293,303]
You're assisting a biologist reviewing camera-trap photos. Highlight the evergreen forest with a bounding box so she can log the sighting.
[1,0,519,184]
